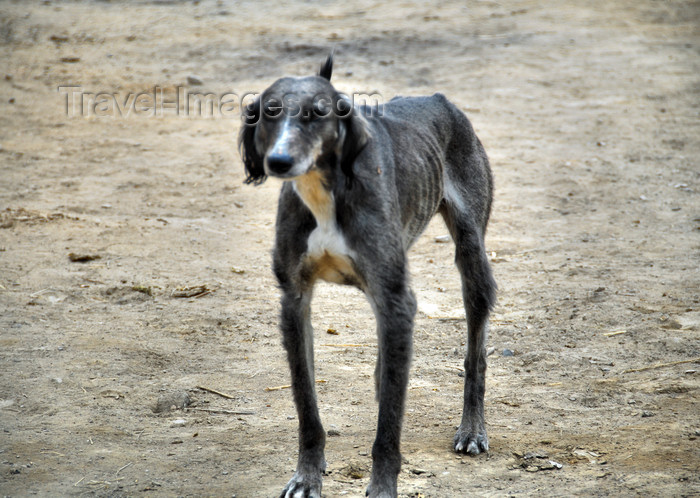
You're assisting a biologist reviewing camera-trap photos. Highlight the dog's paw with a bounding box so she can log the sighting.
[453,425,489,455]
[365,482,397,498]
[280,471,322,498]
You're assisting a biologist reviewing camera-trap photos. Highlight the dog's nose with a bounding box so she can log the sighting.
[267,153,294,175]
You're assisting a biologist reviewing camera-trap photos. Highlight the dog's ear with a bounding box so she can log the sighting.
[238,97,266,185]
[338,98,370,187]
[319,53,333,81]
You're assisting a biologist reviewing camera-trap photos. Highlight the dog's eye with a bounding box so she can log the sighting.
[300,108,318,123]
[313,101,331,118]
[263,98,283,118]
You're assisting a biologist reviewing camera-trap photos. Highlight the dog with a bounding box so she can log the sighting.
[239,54,496,498]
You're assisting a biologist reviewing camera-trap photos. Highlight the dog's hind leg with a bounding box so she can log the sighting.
[440,197,497,455]
[279,290,326,498]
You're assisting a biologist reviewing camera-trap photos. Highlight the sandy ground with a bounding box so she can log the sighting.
[1,0,699,496]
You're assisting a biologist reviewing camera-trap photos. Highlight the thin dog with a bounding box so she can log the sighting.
[239,55,496,498]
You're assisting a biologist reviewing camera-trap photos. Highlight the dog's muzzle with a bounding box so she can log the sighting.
[266,153,295,176]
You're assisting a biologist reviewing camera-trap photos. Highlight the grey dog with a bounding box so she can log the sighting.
[238,55,496,498]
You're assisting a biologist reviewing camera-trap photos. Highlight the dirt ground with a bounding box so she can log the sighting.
[1,0,699,496]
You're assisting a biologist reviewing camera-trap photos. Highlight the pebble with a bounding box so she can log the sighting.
[502,348,514,357]
[434,235,451,243]
[170,419,187,427]
[187,75,203,86]
[153,391,191,413]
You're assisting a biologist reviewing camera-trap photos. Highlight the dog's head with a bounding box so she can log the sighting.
[238,54,369,185]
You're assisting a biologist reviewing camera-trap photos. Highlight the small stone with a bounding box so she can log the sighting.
[641,411,655,418]
[153,391,191,413]
[523,450,548,459]
[434,235,451,243]
[170,419,187,427]
[187,75,203,86]
[411,468,429,475]
[502,348,514,357]
[327,429,341,437]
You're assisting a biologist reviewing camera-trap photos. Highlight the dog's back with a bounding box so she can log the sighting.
[346,93,493,249]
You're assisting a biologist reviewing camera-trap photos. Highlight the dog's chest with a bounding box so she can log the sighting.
[293,173,361,287]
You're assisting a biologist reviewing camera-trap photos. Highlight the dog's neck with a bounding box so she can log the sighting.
[293,169,335,227]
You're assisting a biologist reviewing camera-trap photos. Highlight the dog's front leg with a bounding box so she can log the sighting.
[366,280,416,498]
[279,291,326,498]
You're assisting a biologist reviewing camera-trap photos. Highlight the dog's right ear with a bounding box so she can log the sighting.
[319,53,333,81]
[338,101,370,187]
[238,98,266,185]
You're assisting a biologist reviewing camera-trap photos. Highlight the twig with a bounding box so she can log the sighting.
[196,385,235,399]
[171,285,212,298]
[604,330,626,337]
[319,343,373,348]
[86,478,123,486]
[30,288,51,298]
[40,450,66,457]
[622,357,700,374]
[74,477,85,487]
[116,462,133,475]
[443,365,465,372]
[265,380,327,391]
[191,407,255,415]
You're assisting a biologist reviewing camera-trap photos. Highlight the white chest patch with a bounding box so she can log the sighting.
[293,172,360,286]
[307,220,350,257]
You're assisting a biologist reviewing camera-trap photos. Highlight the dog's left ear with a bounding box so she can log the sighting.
[238,97,266,185]
[338,102,370,186]
[319,53,333,81]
